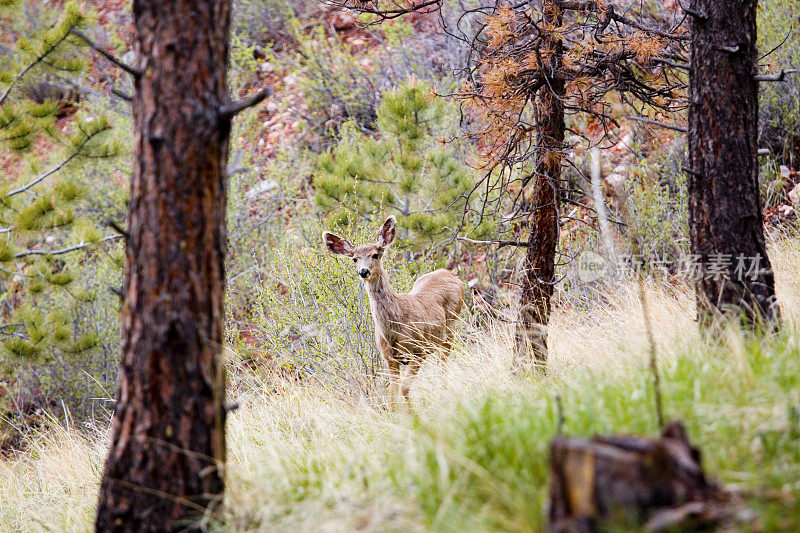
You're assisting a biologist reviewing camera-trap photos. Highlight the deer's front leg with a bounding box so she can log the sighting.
[399,358,422,403]
[378,336,402,404]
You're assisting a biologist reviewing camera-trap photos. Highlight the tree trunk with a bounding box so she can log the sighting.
[95,1,232,530]
[687,0,779,326]
[514,0,565,368]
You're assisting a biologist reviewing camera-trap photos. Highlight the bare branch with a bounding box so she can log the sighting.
[677,1,707,21]
[105,219,129,238]
[755,69,798,82]
[69,29,143,78]
[111,87,133,102]
[681,166,701,177]
[219,86,273,119]
[15,234,123,259]
[456,236,531,248]
[652,57,689,70]
[714,44,740,54]
[559,1,691,41]
[626,115,687,133]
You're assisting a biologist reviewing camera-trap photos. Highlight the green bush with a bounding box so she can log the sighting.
[758,0,800,165]
[624,141,689,266]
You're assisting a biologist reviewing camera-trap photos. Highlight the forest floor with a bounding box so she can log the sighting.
[1,236,799,532]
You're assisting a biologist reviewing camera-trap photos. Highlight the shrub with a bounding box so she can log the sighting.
[232,0,321,49]
[624,140,689,266]
[285,13,487,144]
[294,26,383,139]
[758,0,800,166]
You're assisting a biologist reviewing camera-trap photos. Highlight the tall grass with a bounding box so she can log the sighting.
[1,239,800,531]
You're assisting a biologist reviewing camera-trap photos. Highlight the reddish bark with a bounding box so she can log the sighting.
[514,0,565,367]
[687,0,779,325]
[95,1,233,530]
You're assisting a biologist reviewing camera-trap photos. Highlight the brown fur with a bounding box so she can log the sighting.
[323,217,465,402]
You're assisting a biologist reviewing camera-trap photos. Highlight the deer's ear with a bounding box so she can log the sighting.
[323,232,354,256]
[377,216,397,247]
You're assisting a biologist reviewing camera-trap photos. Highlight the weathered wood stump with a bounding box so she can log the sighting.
[549,421,740,532]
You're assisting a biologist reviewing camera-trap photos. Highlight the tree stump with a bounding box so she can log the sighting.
[548,421,741,532]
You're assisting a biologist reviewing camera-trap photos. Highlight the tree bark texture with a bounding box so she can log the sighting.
[514,0,565,368]
[95,1,232,530]
[548,422,735,532]
[688,0,779,325]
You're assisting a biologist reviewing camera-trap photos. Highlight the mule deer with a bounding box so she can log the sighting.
[323,216,465,401]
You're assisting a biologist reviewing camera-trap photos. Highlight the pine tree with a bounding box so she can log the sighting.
[94,0,272,525]
[0,1,122,368]
[314,78,487,250]
[688,0,779,325]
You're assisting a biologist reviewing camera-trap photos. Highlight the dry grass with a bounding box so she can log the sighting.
[0,422,106,531]
[1,238,799,532]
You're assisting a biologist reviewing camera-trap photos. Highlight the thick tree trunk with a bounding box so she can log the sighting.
[688,0,779,326]
[95,1,232,530]
[514,1,565,368]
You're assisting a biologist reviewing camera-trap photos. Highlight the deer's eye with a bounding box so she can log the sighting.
[372,253,379,259]
[352,257,358,262]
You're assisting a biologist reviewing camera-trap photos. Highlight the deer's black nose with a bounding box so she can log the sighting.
[359,269,370,279]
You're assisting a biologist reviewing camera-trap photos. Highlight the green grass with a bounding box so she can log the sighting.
[2,240,800,531]
[406,330,800,532]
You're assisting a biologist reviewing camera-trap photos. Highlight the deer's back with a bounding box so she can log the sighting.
[378,269,464,360]
[407,269,464,317]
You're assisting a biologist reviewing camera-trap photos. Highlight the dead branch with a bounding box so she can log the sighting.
[627,115,687,133]
[219,86,274,119]
[755,69,798,82]
[69,29,143,78]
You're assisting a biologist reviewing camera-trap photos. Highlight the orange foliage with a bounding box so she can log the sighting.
[458,2,681,165]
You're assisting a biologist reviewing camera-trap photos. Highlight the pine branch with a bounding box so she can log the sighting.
[15,234,123,258]
[0,30,71,106]
[4,125,107,198]
[219,86,273,119]
[69,29,143,78]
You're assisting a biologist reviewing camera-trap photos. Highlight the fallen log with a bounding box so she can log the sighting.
[548,421,746,532]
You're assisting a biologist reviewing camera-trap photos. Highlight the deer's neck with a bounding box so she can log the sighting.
[364,269,400,334]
